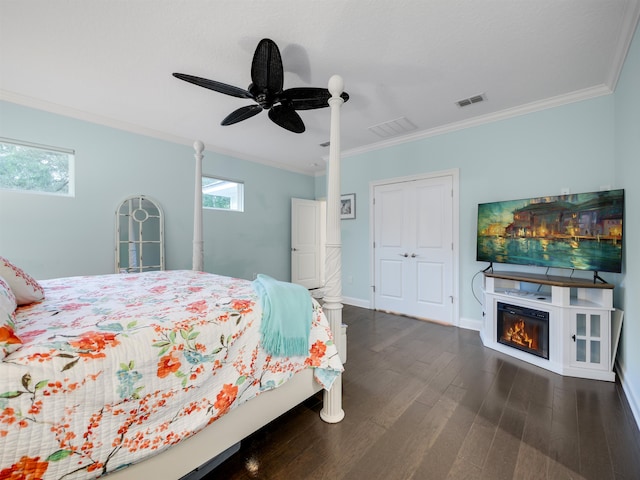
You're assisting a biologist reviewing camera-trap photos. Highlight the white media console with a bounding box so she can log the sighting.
[481,271,623,382]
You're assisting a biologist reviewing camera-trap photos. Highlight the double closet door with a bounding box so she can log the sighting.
[373,175,454,324]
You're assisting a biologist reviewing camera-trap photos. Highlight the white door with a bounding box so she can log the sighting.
[373,175,454,323]
[291,198,323,289]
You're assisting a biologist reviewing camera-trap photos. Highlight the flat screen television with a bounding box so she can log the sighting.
[476,189,624,276]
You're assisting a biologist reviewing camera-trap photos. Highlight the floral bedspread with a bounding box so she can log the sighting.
[0,270,342,479]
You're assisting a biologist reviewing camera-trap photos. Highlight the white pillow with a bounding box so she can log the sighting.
[0,275,21,359]
[0,275,17,314]
[0,256,45,305]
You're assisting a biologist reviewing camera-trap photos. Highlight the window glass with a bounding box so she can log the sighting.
[202,176,244,212]
[0,138,74,196]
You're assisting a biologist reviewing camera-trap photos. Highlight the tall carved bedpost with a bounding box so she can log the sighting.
[320,75,345,423]
[192,140,204,271]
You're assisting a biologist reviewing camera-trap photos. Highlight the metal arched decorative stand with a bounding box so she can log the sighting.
[115,195,165,273]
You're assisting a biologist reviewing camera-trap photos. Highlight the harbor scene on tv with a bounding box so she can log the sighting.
[477,189,624,273]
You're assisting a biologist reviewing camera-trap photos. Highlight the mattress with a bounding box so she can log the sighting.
[0,270,342,479]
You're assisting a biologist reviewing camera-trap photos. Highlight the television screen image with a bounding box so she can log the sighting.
[477,189,624,273]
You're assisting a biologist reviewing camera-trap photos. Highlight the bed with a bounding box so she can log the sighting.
[0,76,347,479]
[1,269,342,479]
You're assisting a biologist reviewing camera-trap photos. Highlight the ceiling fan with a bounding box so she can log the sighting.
[173,38,349,134]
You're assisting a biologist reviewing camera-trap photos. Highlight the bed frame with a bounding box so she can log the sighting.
[106,76,346,479]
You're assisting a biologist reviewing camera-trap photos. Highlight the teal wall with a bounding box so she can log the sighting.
[316,22,639,423]
[320,95,618,310]
[0,101,315,281]
[614,25,640,422]
[1,24,638,423]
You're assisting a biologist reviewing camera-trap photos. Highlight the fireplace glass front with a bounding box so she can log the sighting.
[497,302,549,359]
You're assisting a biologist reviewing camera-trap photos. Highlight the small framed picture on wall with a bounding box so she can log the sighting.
[341,193,356,220]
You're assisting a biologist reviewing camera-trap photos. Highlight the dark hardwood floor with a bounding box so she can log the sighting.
[206,305,640,479]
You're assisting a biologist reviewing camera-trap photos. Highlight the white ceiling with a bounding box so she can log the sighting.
[1,1,639,174]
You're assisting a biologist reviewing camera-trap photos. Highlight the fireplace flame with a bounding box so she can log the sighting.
[503,319,537,350]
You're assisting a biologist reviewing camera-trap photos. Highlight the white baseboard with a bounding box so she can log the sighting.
[342,296,370,309]
[458,316,482,331]
[339,301,483,331]
[616,360,640,431]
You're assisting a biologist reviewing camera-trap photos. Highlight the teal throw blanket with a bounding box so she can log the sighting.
[252,274,312,357]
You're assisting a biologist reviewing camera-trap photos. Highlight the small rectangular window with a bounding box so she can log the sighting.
[0,138,75,196]
[202,176,244,212]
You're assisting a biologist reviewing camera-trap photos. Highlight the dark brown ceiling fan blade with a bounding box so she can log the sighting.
[251,38,284,94]
[173,38,349,133]
[221,105,263,126]
[173,73,253,99]
[281,88,350,110]
[268,105,305,133]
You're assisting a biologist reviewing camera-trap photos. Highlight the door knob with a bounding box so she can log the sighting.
[398,253,408,257]
[411,253,418,258]
[292,247,297,252]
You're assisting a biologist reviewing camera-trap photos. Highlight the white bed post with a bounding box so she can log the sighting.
[193,140,204,271]
[320,75,345,424]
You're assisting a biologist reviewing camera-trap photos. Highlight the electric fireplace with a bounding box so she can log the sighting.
[482,271,617,381]
[497,302,549,359]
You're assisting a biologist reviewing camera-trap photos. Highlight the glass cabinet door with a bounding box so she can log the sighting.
[115,195,164,273]
[572,311,607,370]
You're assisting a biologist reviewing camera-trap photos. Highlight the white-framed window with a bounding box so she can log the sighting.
[202,176,244,212]
[0,137,75,196]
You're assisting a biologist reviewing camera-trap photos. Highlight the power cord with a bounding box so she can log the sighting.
[471,268,485,305]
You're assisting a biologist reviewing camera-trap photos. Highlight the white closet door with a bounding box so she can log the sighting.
[374,185,410,311]
[374,175,453,323]
[291,198,322,289]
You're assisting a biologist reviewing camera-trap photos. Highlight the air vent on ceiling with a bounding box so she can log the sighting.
[456,93,486,108]
[368,116,417,138]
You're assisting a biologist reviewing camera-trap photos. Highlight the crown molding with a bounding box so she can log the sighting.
[606,0,640,90]
[333,84,614,161]
[0,80,622,177]
[0,90,315,176]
